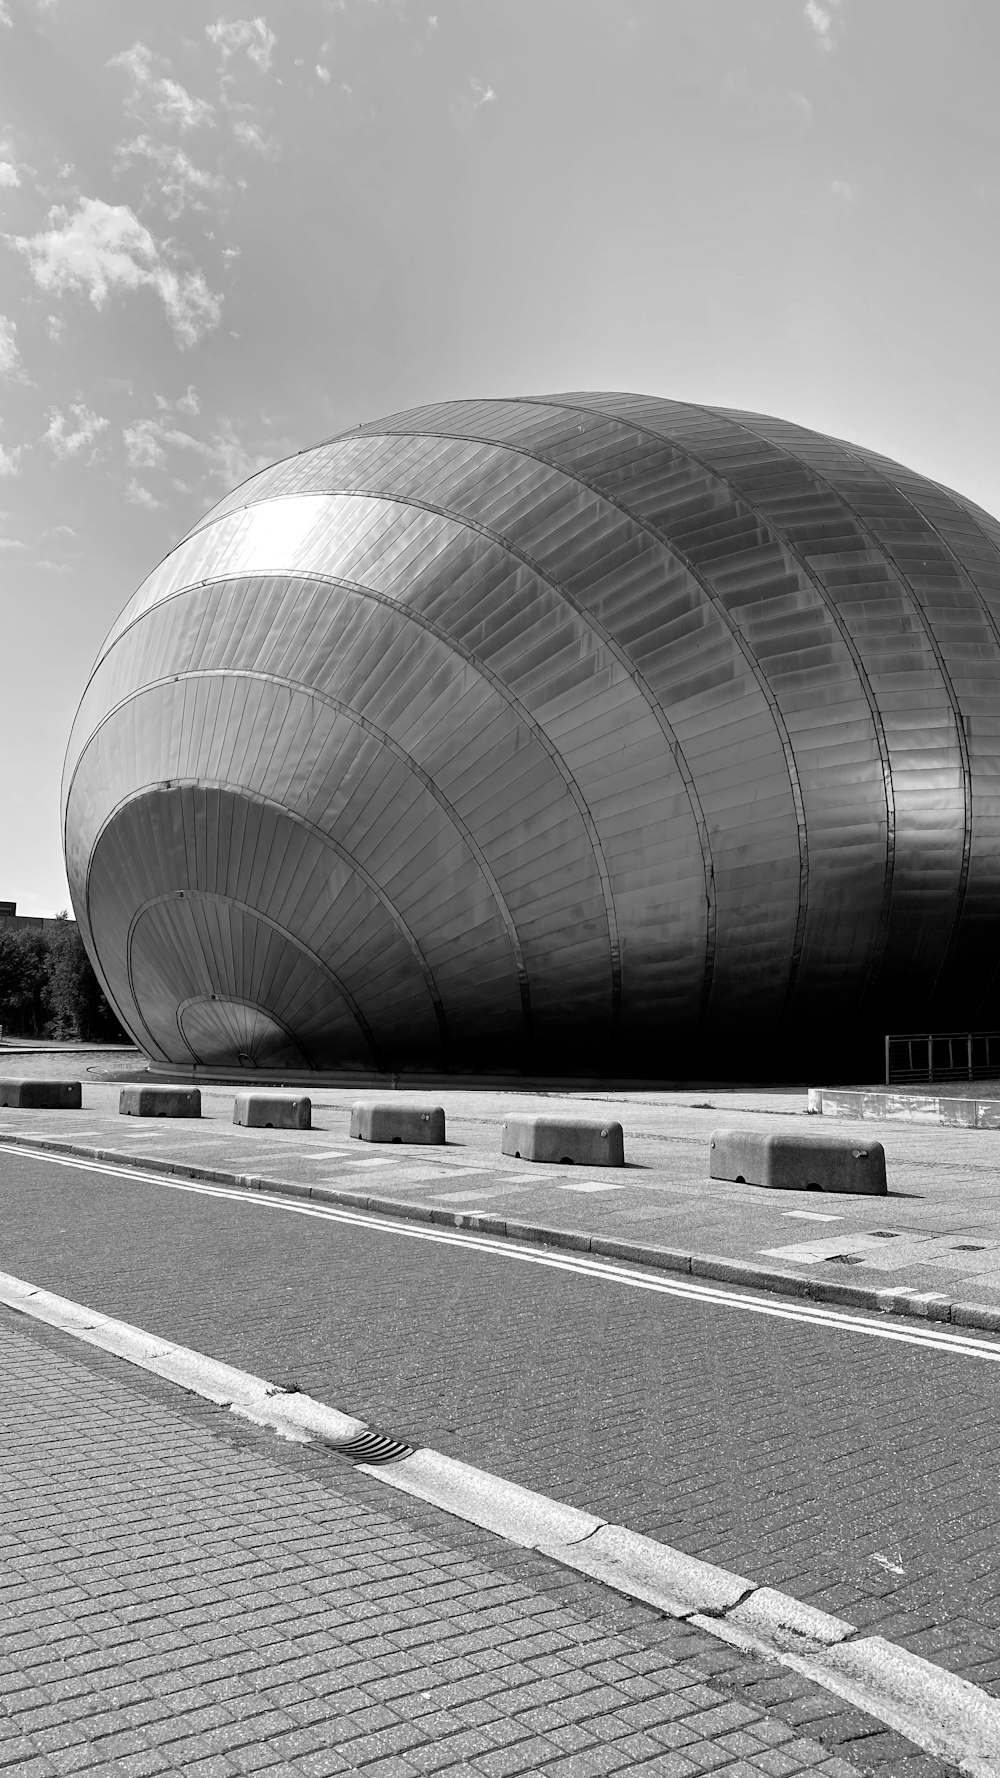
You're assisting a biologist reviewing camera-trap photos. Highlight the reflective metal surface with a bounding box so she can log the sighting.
[62,395,1000,1076]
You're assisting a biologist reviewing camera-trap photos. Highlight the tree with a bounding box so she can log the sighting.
[0,919,126,1042]
[44,919,126,1042]
[0,928,51,1037]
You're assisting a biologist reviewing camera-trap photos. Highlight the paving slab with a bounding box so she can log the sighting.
[0,1292,960,1778]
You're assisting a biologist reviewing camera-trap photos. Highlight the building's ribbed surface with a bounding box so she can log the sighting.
[62,394,1000,1076]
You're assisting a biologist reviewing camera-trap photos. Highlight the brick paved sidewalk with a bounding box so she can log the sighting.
[4,1055,1000,1304]
[0,1310,952,1778]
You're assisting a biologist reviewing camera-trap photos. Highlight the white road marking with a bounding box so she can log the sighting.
[4,1142,1000,1363]
[783,1210,844,1222]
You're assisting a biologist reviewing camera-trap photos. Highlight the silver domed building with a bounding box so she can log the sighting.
[62,394,1000,1078]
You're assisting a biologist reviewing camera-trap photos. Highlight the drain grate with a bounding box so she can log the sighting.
[952,1243,986,1252]
[327,1429,415,1465]
[825,1253,866,1266]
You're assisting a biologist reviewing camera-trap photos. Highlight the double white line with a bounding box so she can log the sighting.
[6,1142,1000,1364]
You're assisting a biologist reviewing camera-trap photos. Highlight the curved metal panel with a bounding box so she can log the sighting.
[62,394,1000,1077]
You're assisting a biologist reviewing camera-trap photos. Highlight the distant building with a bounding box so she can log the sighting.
[0,902,76,936]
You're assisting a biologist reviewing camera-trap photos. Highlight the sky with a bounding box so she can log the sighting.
[1,0,998,914]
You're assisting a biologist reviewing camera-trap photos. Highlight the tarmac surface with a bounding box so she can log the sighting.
[2,1048,996,1775]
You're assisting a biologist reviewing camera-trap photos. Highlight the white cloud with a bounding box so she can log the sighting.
[0,161,19,186]
[9,197,223,347]
[0,315,19,376]
[0,4,10,26]
[231,117,277,155]
[46,313,65,343]
[121,411,279,491]
[116,134,229,220]
[790,91,813,120]
[176,384,200,415]
[110,43,216,131]
[0,536,26,552]
[804,0,846,52]
[207,18,277,73]
[315,64,331,83]
[123,418,167,468]
[469,77,496,108]
[126,477,164,509]
[43,402,109,462]
[0,443,20,476]
[830,177,858,202]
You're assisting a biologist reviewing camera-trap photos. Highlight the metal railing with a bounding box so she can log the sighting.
[884,1031,1000,1086]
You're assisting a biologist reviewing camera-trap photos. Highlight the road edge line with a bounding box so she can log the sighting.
[0,1262,997,1776]
[4,1129,1000,1336]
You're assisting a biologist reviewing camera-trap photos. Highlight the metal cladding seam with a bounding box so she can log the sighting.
[61,394,1000,1076]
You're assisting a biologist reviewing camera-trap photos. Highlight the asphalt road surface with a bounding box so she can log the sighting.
[2,1142,998,1703]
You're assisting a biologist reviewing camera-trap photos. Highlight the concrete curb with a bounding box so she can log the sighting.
[4,1129,1000,1337]
[812,1085,1000,1129]
[0,1263,997,1777]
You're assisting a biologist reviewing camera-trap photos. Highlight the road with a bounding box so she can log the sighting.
[2,1140,999,1709]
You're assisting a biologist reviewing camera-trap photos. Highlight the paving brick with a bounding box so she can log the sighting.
[0,1273,956,1778]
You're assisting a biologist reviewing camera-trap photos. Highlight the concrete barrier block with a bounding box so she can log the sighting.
[349,1101,445,1144]
[0,1078,82,1110]
[709,1128,886,1195]
[500,1113,625,1167]
[120,1085,201,1119]
[233,1092,311,1130]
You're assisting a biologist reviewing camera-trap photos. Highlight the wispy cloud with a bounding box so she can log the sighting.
[115,134,229,220]
[43,402,109,462]
[453,75,497,126]
[830,177,858,202]
[8,197,222,347]
[0,439,21,477]
[122,410,285,492]
[155,384,200,417]
[230,117,278,155]
[315,64,331,84]
[0,160,20,187]
[110,42,216,132]
[0,535,27,552]
[207,18,277,73]
[123,418,166,468]
[0,5,10,27]
[125,477,165,509]
[804,0,846,53]
[0,316,19,377]
[790,91,813,121]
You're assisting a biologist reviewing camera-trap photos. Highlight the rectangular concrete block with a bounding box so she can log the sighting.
[233,1092,311,1130]
[0,1078,82,1110]
[119,1085,201,1119]
[349,1101,445,1144]
[709,1127,886,1195]
[500,1112,625,1167]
